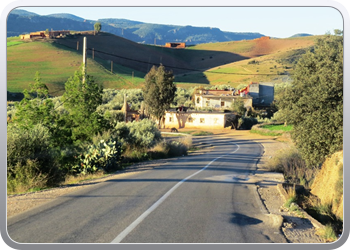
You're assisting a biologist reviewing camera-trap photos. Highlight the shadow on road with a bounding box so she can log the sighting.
[230,212,263,226]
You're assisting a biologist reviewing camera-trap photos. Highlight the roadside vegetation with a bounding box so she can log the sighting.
[6,65,190,195]
[6,31,343,240]
[258,31,343,241]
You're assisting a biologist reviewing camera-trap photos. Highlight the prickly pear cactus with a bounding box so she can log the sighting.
[74,139,122,175]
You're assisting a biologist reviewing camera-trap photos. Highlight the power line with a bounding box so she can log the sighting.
[51,40,282,76]
[87,47,281,76]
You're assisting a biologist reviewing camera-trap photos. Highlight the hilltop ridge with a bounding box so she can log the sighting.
[7,30,317,95]
[8,9,265,45]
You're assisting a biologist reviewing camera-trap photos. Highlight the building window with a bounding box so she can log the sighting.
[200,118,205,123]
[188,117,193,123]
[221,101,225,107]
[169,117,173,122]
[196,97,200,104]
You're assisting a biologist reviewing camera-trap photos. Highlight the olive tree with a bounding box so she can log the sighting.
[142,65,176,128]
[277,32,343,166]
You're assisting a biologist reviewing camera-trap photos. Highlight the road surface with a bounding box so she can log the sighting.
[7,135,287,243]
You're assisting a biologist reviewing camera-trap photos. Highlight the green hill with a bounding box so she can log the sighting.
[7,32,318,97]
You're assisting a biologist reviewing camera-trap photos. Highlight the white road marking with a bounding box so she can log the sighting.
[111,143,240,243]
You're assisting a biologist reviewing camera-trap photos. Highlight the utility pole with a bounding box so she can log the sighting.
[124,94,127,122]
[77,41,79,50]
[111,61,113,73]
[82,37,87,83]
[92,48,94,59]
[132,71,134,83]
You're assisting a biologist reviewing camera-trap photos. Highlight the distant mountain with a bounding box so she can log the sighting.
[46,13,86,22]
[9,9,38,17]
[290,33,313,38]
[8,9,266,45]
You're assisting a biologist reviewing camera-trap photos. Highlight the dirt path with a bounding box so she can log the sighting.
[7,129,325,243]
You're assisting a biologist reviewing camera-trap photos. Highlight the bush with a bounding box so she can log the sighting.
[7,159,48,194]
[167,140,188,157]
[73,139,123,175]
[238,117,258,130]
[114,119,161,150]
[104,110,125,127]
[7,124,60,185]
[267,147,315,188]
[150,137,191,158]
[128,119,161,149]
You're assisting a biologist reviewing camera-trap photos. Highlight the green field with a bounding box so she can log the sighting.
[7,39,146,95]
[7,34,317,96]
[7,41,24,47]
[260,124,293,131]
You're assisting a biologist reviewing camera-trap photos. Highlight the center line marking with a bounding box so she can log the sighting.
[111,142,240,243]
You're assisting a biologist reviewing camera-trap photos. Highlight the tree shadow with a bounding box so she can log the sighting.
[230,212,262,226]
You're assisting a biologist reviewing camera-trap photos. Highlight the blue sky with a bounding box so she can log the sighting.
[15,6,343,38]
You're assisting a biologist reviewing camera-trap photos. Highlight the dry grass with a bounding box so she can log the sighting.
[62,170,108,186]
[266,147,315,188]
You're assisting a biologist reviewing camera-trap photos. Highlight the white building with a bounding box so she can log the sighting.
[163,111,236,129]
[193,89,253,110]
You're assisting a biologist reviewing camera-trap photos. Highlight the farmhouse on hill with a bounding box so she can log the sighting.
[20,30,70,40]
[164,42,186,48]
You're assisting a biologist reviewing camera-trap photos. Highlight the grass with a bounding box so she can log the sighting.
[317,224,338,242]
[62,171,109,186]
[7,35,317,94]
[7,40,146,95]
[250,129,282,137]
[190,131,214,136]
[270,146,342,242]
[260,124,293,131]
[7,41,24,47]
[250,123,293,137]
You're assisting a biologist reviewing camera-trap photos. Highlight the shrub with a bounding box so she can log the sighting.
[114,119,161,150]
[7,124,59,181]
[238,117,258,130]
[128,119,161,149]
[7,159,48,194]
[104,110,125,127]
[150,138,190,158]
[267,147,315,188]
[73,139,123,175]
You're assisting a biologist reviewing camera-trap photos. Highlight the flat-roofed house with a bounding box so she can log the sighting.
[164,110,236,129]
[193,89,253,110]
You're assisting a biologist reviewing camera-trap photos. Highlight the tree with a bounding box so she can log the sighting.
[231,97,246,116]
[62,66,107,143]
[13,71,55,130]
[277,32,343,166]
[94,22,102,34]
[142,65,176,128]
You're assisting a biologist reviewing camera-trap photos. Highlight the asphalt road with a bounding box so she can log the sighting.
[7,135,287,243]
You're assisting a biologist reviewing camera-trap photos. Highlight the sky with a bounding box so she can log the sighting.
[12,6,344,38]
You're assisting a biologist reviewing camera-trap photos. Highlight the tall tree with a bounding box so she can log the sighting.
[277,32,343,166]
[94,22,102,34]
[62,66,106,143]
[142,65,176,128]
